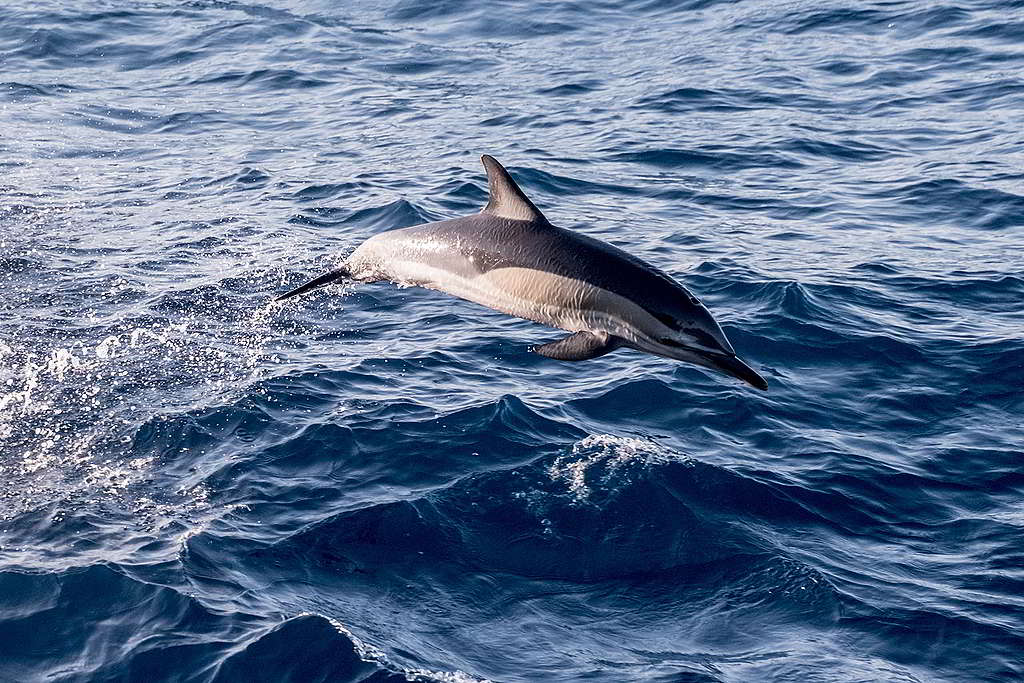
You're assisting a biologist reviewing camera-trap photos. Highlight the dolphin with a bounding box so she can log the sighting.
[277,155,768,390]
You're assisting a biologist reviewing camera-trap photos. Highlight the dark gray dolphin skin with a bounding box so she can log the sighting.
[277,155,768,390]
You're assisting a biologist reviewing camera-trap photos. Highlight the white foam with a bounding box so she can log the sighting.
[312,613,491,683]
[0,312,269,535]
[548,434,690,503]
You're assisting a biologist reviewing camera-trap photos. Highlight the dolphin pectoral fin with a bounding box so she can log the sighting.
[275,267,350,301]
[533,331,620,361]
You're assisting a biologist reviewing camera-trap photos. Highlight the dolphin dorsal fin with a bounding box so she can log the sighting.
[480,155,547,223]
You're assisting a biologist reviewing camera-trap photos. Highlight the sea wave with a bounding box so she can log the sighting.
[2,0,1023,679]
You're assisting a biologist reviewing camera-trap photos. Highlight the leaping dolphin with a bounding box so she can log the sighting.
[277,155,768,390]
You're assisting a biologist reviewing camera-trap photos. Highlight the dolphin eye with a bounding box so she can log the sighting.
[653,312,679,330]
[682,327,721,351]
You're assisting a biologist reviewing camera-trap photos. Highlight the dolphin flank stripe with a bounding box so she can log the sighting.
[277,155,768,390]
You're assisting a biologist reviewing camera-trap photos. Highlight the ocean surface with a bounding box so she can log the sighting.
[2,0,1023,680]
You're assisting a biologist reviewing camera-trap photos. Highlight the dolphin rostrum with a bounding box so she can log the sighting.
[277,155,768,390]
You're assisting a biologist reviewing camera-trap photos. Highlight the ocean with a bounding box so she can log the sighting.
[1,0,1023,680]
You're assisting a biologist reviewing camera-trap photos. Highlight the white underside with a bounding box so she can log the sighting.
[348,241,675,350]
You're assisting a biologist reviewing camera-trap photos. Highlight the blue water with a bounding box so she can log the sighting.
[2,1,1023,680]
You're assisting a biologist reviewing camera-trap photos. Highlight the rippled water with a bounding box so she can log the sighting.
[2,1,1023,681]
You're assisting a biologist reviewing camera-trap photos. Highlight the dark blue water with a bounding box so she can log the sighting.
[2,1,1023,680]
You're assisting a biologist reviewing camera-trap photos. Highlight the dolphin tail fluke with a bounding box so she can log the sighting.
[275,267,350,301]
[533,331,621,361]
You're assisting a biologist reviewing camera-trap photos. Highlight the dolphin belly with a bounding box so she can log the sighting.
[357,235,665,343]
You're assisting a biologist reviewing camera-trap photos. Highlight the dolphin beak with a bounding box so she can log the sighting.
[707,353,769,391]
